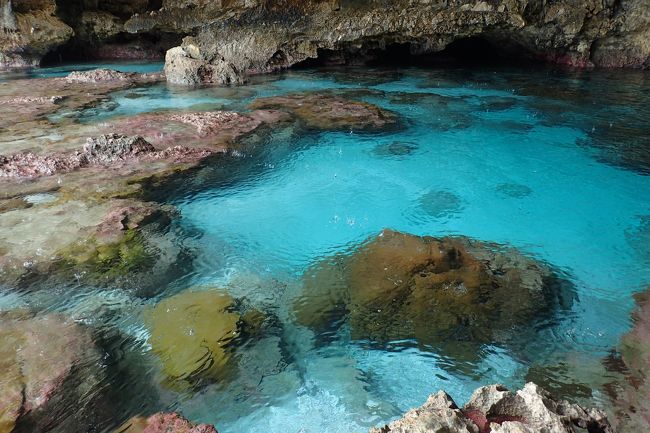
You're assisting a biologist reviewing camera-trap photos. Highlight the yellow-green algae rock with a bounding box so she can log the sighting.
[145,290,241,386]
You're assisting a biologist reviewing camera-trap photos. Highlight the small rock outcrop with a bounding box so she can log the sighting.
[371,383,614,433]
[65,69,146,83]
[82,134,155,165]
[249,94,397,131]
[115,412,217,433]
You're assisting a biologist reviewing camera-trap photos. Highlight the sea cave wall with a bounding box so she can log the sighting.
[0,0,649,79]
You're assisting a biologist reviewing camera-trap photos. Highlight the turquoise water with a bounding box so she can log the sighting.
[0,60,164,80]
[168,69,650,432]
[2,63,650,432]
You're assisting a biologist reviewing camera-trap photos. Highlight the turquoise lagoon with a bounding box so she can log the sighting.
[2,62,650,433]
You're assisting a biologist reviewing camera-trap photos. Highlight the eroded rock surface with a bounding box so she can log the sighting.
[2,1,648,74]
[371,383,614,433]
[249,94,397,131]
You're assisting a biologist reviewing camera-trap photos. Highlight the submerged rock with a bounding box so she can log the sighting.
[116,412,217,433]
[294,230,569,348]
[609,287,650,433]
[249,94,397,131]
[144,290,242,387]
[0,311,102,433]
[371,383,614,433]
[373,141,419,158]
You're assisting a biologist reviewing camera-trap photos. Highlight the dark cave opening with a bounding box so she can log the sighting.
[40,32,181,66]
[294,36,537,70]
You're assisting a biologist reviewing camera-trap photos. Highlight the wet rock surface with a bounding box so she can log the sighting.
[0,311,103,433]
[371,383,614,433]
[294,229,571,348]
[116,412,218,433]
[249,94,397,131]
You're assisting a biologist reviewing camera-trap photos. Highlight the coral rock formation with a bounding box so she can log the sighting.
[371,383,614,433]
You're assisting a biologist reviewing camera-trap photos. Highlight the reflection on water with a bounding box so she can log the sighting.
[0,62,649,433]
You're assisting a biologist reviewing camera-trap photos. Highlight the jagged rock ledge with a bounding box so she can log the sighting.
[372,382,614,433]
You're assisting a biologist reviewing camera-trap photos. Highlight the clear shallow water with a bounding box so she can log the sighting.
[2,63,650,432]
[170,68,650,432]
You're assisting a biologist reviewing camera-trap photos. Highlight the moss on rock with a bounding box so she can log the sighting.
[144,290,242,388]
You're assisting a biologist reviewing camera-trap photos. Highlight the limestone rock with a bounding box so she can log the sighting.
[143,0,650,85]
[249,94,397,131]
[165,45,243,86]
[369,391,479,433]
[371,383,614,433]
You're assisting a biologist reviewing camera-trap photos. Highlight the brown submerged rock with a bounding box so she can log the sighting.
[250,94,397,131]
[116,412,217,433]
[294,229,567,347]
[0,311,102,433]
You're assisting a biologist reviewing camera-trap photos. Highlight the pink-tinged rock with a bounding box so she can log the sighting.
[0,134,215,180]
[0,151,85,178]
[371,383,614,433]
[612,288,650,432]
[0,311,101,432]
[105,110,287,150]
[95,200,166,242]
[116,412,217,433]
[65,69,162,84]
[83,134,156,164]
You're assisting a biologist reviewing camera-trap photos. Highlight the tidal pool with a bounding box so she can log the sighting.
[1,62,649,433]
